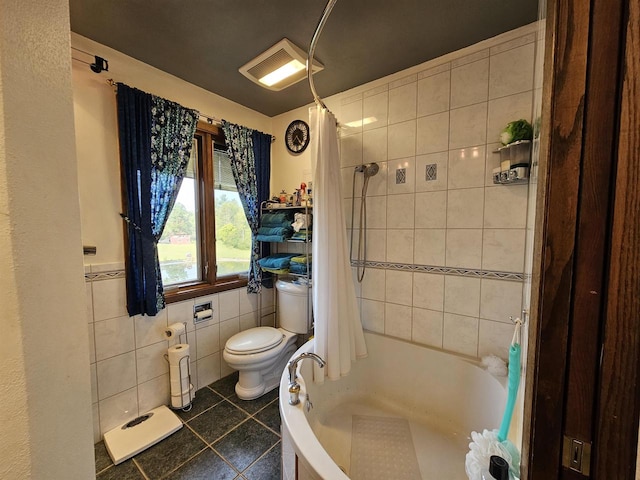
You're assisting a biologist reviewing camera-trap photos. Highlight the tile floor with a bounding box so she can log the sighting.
[94,372,282,480]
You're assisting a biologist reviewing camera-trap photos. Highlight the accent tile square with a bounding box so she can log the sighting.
[416,153,448,192]
[387,157,415,194]
[425,163,437,181]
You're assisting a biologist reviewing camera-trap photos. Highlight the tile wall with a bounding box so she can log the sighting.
[85,262,275,443]
[340,32,536,359]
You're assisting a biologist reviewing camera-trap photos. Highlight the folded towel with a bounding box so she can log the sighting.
[291,254,312,264]
[290,230,312,242]
[258,253,297,270]
[257,226,292,237]
[261,212,293,227]
[289,262,311,274]
[292,212,313,232]
[256,234,288,242]
[260,267,290,274]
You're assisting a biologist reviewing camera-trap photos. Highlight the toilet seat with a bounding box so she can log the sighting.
[225,327,285,355]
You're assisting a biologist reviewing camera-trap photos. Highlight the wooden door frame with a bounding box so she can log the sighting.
[523,0,640,478]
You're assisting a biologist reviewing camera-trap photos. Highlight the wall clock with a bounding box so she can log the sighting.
[285,120,310,154]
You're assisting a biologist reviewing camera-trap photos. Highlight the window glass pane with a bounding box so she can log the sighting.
[213,144,251,276]
[158,140,201,285]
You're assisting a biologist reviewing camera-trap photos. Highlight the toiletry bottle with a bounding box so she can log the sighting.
[279,190,287,203]
[481,455,510,480]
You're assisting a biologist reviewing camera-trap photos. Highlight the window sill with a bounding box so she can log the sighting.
[164,277,248,304]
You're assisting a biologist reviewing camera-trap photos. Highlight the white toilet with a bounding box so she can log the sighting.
[223,278,311,400]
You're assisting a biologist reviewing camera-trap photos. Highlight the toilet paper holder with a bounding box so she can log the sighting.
[163,322,193,411]
[194,302,213,323]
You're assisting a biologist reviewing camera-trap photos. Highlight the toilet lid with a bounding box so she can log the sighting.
[225,327,285,355]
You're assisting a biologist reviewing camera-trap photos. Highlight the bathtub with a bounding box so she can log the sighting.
[279,332,507,480]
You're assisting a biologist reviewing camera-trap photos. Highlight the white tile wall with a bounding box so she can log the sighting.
[343,29,533,361]
[86,273,275,442]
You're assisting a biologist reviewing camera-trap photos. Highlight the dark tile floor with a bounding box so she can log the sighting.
[95,372,282,480]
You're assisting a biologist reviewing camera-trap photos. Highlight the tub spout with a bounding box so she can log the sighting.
[287,353,325,405]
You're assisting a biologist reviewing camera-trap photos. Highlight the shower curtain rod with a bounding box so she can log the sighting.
[307,0,339,111]
[105,78,275,143]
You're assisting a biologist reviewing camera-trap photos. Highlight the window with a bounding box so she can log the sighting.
[158,121,250,301]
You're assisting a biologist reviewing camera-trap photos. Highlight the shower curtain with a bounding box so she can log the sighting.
[310,105,367,383]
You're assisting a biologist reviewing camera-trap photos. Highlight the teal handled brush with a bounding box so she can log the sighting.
[465,318,523,480]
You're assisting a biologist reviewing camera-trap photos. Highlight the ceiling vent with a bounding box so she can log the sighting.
[239,38,324,91]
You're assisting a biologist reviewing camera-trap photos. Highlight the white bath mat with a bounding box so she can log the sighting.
[350,415,421,480]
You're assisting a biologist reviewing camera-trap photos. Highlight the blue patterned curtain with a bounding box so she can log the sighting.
[117,83,199,316]
[222,121,272,293]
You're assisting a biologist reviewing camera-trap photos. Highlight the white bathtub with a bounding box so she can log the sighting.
[279,332,507,480]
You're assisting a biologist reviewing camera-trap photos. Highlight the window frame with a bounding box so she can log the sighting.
[162,120,248,303]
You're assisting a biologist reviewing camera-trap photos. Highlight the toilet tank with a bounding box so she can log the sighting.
[276,278,312,334]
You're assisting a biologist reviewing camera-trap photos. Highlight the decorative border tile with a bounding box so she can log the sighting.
[87,265,526,283]
[85,270,125,282]
[351,261,524,282]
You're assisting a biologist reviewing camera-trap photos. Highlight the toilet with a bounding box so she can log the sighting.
[223,278,311,400]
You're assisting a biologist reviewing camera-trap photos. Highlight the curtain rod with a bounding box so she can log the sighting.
[106,79,275,143]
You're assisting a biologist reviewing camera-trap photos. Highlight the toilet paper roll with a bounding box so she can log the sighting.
[194,309,213,321]
[171,384,194,408]
[171,376,190,394]
[164,322,186,339]
[169,364,189,379]
[167,344,190,365]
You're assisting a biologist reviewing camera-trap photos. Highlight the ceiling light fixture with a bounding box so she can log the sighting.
[239,38,324,91]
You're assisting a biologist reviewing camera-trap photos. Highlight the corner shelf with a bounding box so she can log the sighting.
[258,201,313,336]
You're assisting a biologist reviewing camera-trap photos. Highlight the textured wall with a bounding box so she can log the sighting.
[0,1,94,478]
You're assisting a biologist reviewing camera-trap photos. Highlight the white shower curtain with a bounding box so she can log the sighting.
[310,105,367,383]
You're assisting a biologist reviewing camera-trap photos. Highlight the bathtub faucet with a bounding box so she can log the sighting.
[287,353,326,405]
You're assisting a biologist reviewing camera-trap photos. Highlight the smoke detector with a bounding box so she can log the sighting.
[239,38,324,91]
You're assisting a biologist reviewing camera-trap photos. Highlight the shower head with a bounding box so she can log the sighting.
[355,163,379,178]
